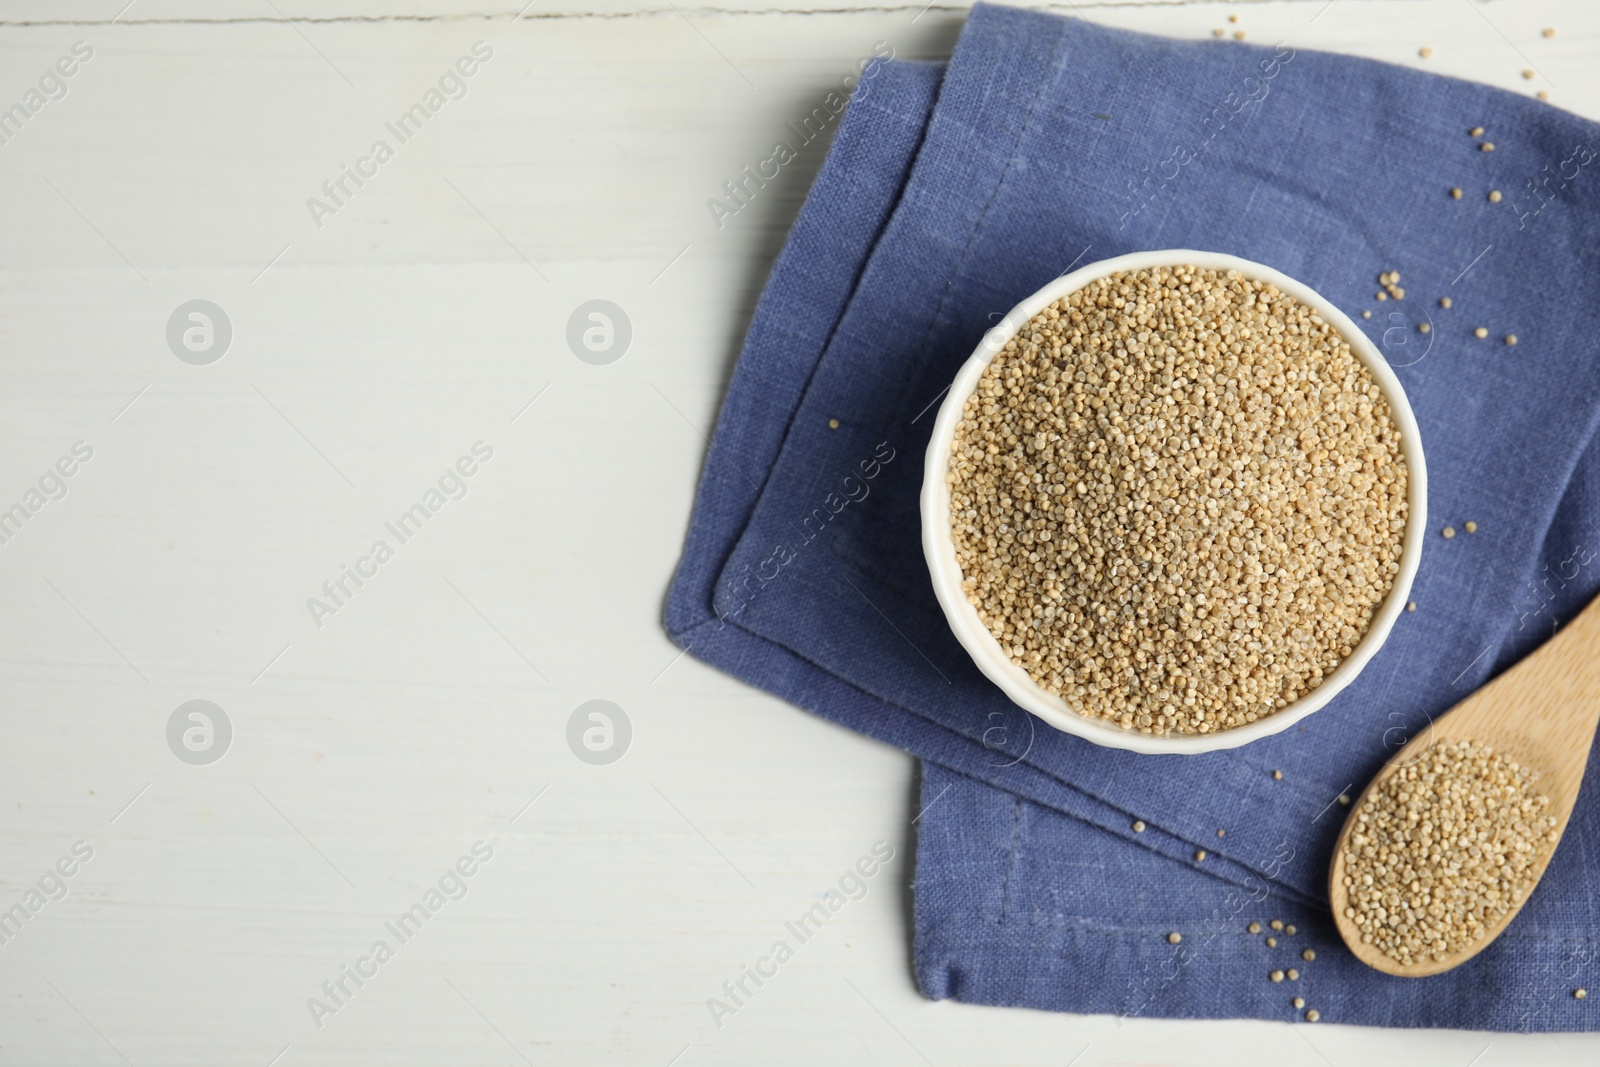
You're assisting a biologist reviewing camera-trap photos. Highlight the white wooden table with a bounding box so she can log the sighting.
[1,1,1595,1063]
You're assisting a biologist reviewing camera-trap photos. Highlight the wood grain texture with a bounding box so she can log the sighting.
[0,1,1597,1064]
[1330,593,1600,977]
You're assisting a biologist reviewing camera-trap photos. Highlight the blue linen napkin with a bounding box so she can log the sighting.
[664,2,1600,1030]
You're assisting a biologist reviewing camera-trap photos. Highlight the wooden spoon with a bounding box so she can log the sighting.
[1328,592,1600,977]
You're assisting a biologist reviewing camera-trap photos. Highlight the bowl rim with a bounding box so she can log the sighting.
[919,249,1428,755]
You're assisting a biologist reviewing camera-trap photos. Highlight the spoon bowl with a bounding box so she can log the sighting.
[1329,593,1600,976]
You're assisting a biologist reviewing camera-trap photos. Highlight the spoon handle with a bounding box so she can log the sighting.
[1436,593,1600,814]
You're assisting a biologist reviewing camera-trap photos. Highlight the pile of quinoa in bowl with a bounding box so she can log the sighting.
[939,259,1413,739]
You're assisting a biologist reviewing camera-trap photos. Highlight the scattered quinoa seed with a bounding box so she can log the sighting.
[1577,989,1588,1000]
[1234,30,1246,40]
[1475,327,1489,339]
[1340,793,1352,805]
[1407,601,1417,612]
[1339,740,1558,966]
[1418,47,1432,58]
[1440,297,1452,308]
[1306,1009,1321,1022]
[1506,334,1518,346]
[1271,920,1284,931]
[1133,819,1146,832]
[1218,829,1226,837]
[1196,850,1208,862]
[1285,924,1297,936]
[1266,937,1278,948]
[1450,187,1463,199]
[1362,310,1372,319]
[1481,142,1495,152]
[1489,190,1502,202]
[1168,932,1182,944]
[1274,771,1284,781]
[1377,291,1388,301]
[1523,70,1535,80]
[1212,28,1225,37]
[1287,968,1300,980]
[1418,323,1430,334]
[828,418,840,429]
[1228,13,1238,22]
[1464,521,1477,533]
[1469,126,1485,137]
[1248,922,1261,934]
[1543,28,1556,38]
[1303,948,1316,961]
[1293,997,1305,1009]
[1538,91,1550,101]
[1271,969,1285,982]
[1442,526,1456,539]
[946,265,1408,735]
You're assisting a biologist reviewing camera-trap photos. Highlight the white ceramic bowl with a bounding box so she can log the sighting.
[921,249,1427,754]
